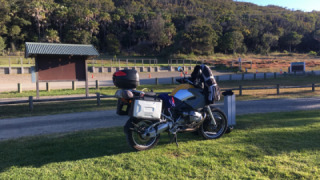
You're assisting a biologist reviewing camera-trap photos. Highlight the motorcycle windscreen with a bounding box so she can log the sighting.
[171,84,194,96]
[174,89,194,101]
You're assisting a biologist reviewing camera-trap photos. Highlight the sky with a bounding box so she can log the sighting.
[236,0,320,12]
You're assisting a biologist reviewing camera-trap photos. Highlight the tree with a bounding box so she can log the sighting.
[148,14,176,52]
[219,32,233,54]
[105,34,120,54]
[313,29,320,42]
[0,0,10,36]
[313,29,320,50]
[52,5,68,41]
[231,31,245,54]
[281,31,303,52]
[261,33,279,55]
[0,36,6,55]
[8,25,21,51]
[43,29,60,43]
[27,0,56,39]
[65,30,92,44]
[220,31,245,54]
[182,22,218,55]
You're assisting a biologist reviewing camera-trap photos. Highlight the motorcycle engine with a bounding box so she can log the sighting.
[182,111,203,123]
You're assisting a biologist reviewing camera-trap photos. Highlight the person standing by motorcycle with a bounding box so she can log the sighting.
[190,61,220,104]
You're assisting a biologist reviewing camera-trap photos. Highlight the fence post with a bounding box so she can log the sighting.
[254,73,256,80]
[96,93,101,106]
[20,57,24,74]
[18,83,22,93]
[274,72,277,79]
[172,77,175,84]
[9,58,11,74]
[229,74,232,81]
[312,83,315,92]
[155,78,159,85]
[96,80,99,89]
[242,73,244,80]
[29,96,33,111]
[72,81,76,90]
[46,82,50,92]
[239,85,242,96]
[277,84,280,95]
[264,73,267,80]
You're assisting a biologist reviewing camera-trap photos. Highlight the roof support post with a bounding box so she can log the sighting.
[85,59,89,98]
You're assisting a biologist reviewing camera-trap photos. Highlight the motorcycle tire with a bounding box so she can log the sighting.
[225,126,234,134]
[125,118,160,151]
[199,108,228,140]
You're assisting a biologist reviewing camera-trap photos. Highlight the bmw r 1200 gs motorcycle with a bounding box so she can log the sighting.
[113,67,228,151]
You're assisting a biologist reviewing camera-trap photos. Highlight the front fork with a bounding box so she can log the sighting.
[206,106,217,127]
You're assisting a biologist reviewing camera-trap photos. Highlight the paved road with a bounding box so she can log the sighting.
[1,97,320,141]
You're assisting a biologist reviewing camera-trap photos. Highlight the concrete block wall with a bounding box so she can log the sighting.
[0,66,194,74]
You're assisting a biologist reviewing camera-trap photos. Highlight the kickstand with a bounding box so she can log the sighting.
[170,133,179,147]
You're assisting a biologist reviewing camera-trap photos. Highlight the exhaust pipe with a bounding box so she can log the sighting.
[143,121,173,138]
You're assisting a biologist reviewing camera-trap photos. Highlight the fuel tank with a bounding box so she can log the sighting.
[173,87,205,110]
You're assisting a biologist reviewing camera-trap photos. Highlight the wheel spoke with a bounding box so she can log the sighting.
[126,119,160,151]
[200,108,227,139]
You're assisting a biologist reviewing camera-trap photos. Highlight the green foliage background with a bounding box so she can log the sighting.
[1,0,320,56]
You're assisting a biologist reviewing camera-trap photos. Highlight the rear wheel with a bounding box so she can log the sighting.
[125,118,160,151]
[200,108,227,139]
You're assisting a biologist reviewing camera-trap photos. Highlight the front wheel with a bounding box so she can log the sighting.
[199,108,228,139]
[125,118,160,151]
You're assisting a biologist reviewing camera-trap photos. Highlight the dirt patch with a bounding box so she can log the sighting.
[213,54,320,73]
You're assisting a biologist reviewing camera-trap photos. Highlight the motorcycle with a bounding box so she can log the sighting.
[113,67,228,151]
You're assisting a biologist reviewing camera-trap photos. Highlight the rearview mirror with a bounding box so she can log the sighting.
[177,66,184,72]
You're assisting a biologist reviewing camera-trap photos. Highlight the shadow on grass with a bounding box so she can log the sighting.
[0,126,202,172]
[0,127,130,172]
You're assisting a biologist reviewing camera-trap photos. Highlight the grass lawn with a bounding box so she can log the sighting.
[0,99,117,119]
[0,110,319,179]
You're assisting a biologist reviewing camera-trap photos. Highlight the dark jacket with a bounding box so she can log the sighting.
[191,64,220,104]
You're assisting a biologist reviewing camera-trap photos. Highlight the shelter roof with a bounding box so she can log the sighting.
[25,42,99,58]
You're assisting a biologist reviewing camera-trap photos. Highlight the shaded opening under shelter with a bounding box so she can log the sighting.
[25,42,99,98]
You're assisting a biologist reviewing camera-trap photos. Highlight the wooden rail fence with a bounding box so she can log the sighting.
[1,83,319,111]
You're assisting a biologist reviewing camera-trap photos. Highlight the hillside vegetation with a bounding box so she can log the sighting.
[1,0,320,57]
